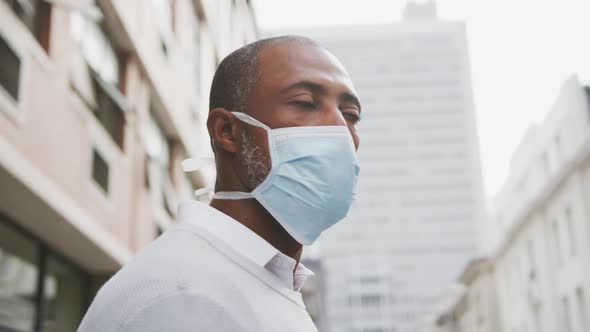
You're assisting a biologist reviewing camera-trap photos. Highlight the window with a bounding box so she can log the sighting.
[151,0,174,57]
[565,208,577,256]
[576,288,588,332]
[144,110,173,215]
[361,294,381,306]
[527,240,536,280]
[360,276,381,285]
[42,255,86,331]
[155,222,164,237]
[144,155,150,189]
[584,87,590,120]
[91,149,109,194]
[191,6,201,95]
[563,296,573,332]
[0,34,21,102]
[0,218,38,331]
[532,303,543,332]
[553,220,562,266]
[145,111,170,170]
[92,75,125,147]
[151,0,174,35]
[70,11,127,148]
[3,0,52,52]
[0,217,87,332]
[554,134,562,159]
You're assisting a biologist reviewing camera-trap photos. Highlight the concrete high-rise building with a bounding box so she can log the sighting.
[282,2,486,331]
[0,0,256,330]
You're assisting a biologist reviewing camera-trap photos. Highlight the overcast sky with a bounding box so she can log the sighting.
[251,0,590,203]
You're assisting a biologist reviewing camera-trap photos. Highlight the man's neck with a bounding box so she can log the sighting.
[209,198,303,261]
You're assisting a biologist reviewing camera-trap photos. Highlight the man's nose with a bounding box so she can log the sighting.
[322,104,348,126]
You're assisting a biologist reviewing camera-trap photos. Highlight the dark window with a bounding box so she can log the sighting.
[144,156,150,189]
[92,149,109,194]
[584,87,590,119]
[3,0,52,52]
[92,74,126,148]
[160,38,168,58]
[162,190,172,217]
[155,223,164,237]
[0,216,88,332]
[117,53,128,94]
[70,11,127,149]
[361,294,382,306]
[0,35,21,101]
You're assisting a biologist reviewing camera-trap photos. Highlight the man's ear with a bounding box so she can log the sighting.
[207,108,241,154]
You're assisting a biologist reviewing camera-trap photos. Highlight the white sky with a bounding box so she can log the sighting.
[252,0,590,202]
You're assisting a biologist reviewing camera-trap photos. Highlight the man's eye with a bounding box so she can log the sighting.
[343,111,361,123]
[290,101,317,109]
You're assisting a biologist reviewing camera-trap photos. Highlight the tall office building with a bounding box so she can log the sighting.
[285,2,485,331]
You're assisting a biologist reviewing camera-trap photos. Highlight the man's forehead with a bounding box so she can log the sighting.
[257,42,353,89]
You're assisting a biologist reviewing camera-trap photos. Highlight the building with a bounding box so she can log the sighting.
[415,283,464,332]
[456,258,499,332]
[418,258,499,332]
[301,256,328,331]
[492,75,590,332]
[279,1,486,331]
[0,0,256,330]
[429,75,590,332]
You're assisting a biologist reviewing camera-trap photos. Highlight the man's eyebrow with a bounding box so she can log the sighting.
[280,80,362,113]
[279,80,326,95]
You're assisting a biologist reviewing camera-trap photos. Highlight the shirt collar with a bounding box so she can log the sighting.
[177,200,278,266]
[177,200,314,290]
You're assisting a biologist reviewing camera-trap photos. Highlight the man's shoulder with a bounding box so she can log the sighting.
[101,226,241,289]
[77,285,256,332]
[116,289,256,332]
[78,228,245,328]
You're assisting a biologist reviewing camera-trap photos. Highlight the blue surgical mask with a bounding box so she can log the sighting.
[213,112,360,245]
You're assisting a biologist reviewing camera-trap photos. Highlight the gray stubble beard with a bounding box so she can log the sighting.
[240,130,271,190]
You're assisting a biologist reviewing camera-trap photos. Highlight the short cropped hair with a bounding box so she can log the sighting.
[208,35,319,114]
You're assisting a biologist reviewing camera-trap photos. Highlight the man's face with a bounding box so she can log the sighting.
[237,42,362,190]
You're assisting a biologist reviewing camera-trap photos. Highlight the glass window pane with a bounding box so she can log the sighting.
[93,76,125,147]
[0,221,38,332]
[0,35,21,101]
[92,149,109,193]
[70,12,119,85]
[42,255,85,332]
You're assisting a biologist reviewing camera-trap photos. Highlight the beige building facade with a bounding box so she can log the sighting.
[423,75,590,332]
[0,0,256,330]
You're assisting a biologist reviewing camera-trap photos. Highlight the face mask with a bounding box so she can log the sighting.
[213,112,360,245]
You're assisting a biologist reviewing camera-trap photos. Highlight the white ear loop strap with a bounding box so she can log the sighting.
[194,187,212,197]
[213,191,255,200]
[232,112,271,131]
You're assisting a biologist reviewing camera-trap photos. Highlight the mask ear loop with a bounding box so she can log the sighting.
[212,191,255,200]
[194,187,213,199]
[232,112,272,131]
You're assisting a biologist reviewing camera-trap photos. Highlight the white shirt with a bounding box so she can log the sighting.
[77,200,318,332]
[179,200,315,291]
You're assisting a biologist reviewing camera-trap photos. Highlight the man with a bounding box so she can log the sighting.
[77,36,361,332]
